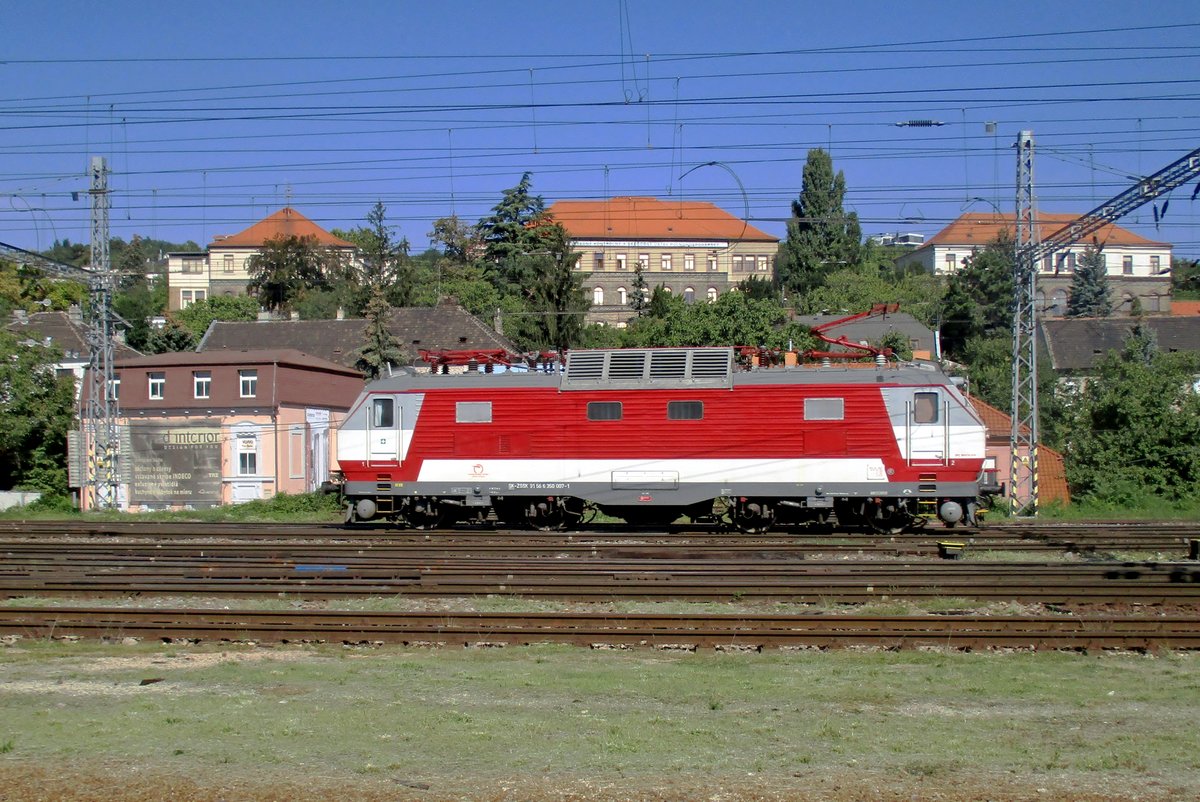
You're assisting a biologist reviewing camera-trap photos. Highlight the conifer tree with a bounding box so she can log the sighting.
[1066,244,1112,318]
[354,287,404,380]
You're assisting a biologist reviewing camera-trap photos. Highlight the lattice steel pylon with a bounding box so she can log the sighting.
[1009,131,1040,516]
[85,156,121,510]
[1007,136,1200,516]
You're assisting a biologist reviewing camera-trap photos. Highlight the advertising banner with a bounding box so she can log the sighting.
[127,420,224,506]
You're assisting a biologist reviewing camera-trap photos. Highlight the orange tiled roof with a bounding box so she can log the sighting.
[212,208,355,249]
[1171,300,1200,316]
[547,197,776,242]
[968,396,1070,505]
[922,211,1170,251]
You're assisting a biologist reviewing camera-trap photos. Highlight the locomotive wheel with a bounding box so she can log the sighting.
[402,498,446,530]
[865,502,916,535]
[731,499,775,534]
[505,497,584,531]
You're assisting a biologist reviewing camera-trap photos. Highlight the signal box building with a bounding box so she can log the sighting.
[74,349,362,511]
[166,207,358,311]
[547,197,779,326]
[895,212,1173,316]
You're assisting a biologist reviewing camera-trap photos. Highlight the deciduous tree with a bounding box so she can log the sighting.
[938,234,1015,358]
[0,331,76,496]
[1065,330,1200,504]
[247,235,335,313]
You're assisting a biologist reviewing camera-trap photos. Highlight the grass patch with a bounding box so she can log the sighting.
[0,491,343,523]
[0,641,1197,793]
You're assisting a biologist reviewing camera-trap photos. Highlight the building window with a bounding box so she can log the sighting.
[1123,255,1133,275]
[638,254,649,271]
[617,286,627,305]
[238,451,257,476]
[945,253,958,272]
[707,287,718,302]
[913,392,939,424]
[223,254,234,273]
[193,370,211,399]
[182,257,203,274]
[684,254,695,271]
[1041,255,1054,273]
[239,369,258,398]
[804,398,844,421]
[661,254,672,271]
[147,372,165,400]
[594,252,604,271]
[1150,255,1161,272]
[732,255,743,273]
[667,400,703,420]
[1067,253,1076,272]
[616,253,627,271]
[757,256,769,272]
[683,286,695,303]
[707,254,718,271]
[587,401,623,421]
[591,286,604,305]
[107,376,120,401]
[456,401,492,423]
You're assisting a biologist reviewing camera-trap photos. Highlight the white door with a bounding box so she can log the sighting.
[367,396,401,464]
[908,391,947,464]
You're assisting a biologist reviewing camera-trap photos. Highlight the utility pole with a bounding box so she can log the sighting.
[85,156,121,510]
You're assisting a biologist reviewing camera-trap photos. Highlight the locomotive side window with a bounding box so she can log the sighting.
[804,398,844,421]
[456,401,492,423]
[913,392,939,424]
[667,400,703,420]
[587,401,623,421]
[371,397,394,428]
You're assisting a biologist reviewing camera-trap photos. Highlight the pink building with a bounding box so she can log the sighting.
[76,349,362,511]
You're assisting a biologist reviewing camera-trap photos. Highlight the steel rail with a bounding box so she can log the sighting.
[2,606,1197,651]
[2,551,1198,604]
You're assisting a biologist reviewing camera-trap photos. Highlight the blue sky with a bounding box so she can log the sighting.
[2,1,1199,260]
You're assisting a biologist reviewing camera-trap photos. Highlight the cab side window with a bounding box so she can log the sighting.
[913,392,939,424]
[372,397,394,428]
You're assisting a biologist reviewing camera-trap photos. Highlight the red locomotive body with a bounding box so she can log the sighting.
[336,347,998,532]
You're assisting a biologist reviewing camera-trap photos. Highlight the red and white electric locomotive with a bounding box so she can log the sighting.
[335,345,999,533]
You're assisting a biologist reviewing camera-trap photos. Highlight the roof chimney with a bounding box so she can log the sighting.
[67,303,83,324]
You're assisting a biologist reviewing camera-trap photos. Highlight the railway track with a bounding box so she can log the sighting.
[3,542,1199,604]
[2,606,1195,651]
[0,519,1196,554]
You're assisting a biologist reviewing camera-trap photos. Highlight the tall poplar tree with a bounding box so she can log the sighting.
[776,149,862,298]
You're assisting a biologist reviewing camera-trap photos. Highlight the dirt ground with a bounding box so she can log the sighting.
[0,762,1186,802]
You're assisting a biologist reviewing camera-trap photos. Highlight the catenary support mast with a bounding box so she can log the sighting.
[1008,137,1200,516]
[1010,132,1040,516]
[85,156,121,510]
